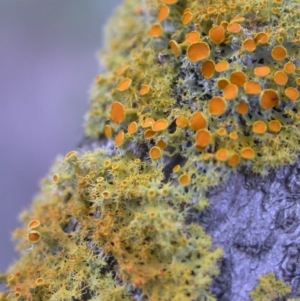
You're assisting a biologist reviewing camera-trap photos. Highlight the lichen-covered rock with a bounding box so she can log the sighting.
[1,0,300,300]
[87,0,300,175]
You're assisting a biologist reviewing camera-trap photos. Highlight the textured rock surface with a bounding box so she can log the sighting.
[189,162,300,300]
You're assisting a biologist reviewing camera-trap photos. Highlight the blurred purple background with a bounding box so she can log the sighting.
[0,0,121,273]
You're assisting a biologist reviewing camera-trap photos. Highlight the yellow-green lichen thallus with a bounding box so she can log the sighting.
[2,0,300,300]
[87,0,300,176]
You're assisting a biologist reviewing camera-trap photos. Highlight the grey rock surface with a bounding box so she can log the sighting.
[187,162,300,300]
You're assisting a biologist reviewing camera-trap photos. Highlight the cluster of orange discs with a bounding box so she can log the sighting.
[106,0,300,169]
[155,1,298,166]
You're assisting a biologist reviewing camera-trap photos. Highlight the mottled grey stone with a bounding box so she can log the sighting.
[196,163,300,300]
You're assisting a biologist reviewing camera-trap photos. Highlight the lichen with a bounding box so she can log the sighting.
[1,0,300,300]
[250,273,291,301]
[1,151,221,300]
[86,0,300,176]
